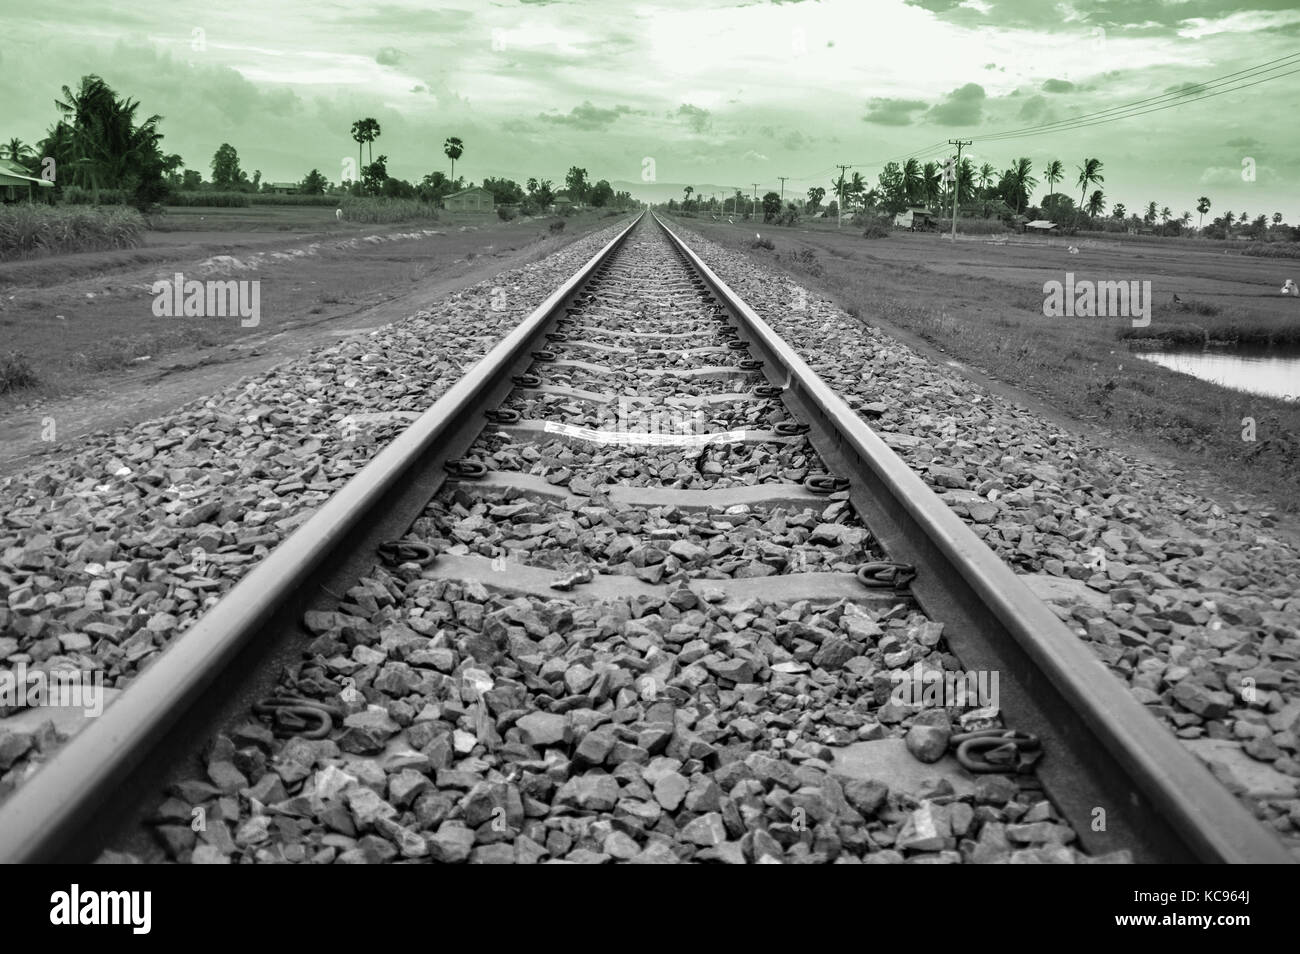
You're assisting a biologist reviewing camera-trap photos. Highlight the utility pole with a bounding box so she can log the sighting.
[778,176,788,206]
[948,139,971,241]
[834,164,850,228]
[752,183,759,219]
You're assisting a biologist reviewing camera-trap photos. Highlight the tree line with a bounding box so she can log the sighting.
[1,75,636,214]
[668,154,1293,238]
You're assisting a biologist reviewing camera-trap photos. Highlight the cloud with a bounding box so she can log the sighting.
[676,103,711,133]
[376,47,402,66]
[1018,94,1052,121]
[862,97,928,125]
[781,128,809,150]
[742,149,768,161]
[1042,78,1075,93]
[538,101,633,130]
[1226,136,1260,147]
[927,83,985,125]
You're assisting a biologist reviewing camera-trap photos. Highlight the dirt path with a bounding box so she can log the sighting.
[0,217,616,475]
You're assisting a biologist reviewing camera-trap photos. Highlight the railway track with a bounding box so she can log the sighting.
[0,211,1290,863]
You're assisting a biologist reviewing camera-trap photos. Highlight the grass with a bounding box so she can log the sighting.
[164,192,251,207]
[339,196,440,224]
[1243,242,1300,259]
[933,217,1011,235]
[0,351,39,393]
[249,193,342,207]
[1121,299,1300,346]
[66,328,221,374]
[0,205,146,261]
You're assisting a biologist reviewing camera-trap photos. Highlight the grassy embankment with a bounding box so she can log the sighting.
[674,216,1300,512]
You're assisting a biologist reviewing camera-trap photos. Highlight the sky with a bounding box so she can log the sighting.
[2,0,1297,219]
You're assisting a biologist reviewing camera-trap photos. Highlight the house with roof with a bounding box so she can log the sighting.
[443,186,495,212]
[0,159,54,203]
[893,207,938,230]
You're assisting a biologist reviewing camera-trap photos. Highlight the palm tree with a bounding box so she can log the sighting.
[901,158,923,206]
[1180,211,1192,228]
[1085,190,1105,218]
[807,186,825,208]
[2,138,34,170]
[53,75,163,192]
[1113,203,1126,220]
[349,120,366,181]
[362,118,380,163]
[1273,212,1283,226]
[1160,206,1171,224]
[1144,201,1157,224]
[683,185,694,209]
[1076,158,1104,208]
[444,136,464,181]
[848,171,866,209]
[1043,159,1063,207]
[1005,157,1037,214]
[1238,211,1248,225]
[1196,196,1211,230]
[977,162,995,194]
[921,161,940,208]
[957,156,976,207]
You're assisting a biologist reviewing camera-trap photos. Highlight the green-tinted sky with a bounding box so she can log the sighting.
[4,0,1297,218]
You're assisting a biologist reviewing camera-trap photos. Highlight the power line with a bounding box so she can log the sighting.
[976,65,1300,143]
[973,52,1300,143]
[769,52,1300,189]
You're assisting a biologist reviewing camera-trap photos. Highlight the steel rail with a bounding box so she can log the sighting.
[0,213,644,863]
[654,212,1293,864]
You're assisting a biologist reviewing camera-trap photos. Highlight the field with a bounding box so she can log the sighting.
[0,206,627,465]
[673,215,1300,512]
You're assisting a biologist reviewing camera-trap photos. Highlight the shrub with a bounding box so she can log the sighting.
[0,351,39,393]
[1243,242,1300,260]
[860,217,891,239]
[247,193,342,206]
[0,204,146,260]
[750,236,775,250]
[549,220,565,234]
[497,205,517,221]
[938,217,1011,235]
[338,196,439,224]
[60,186,129,205]
[785,248,823,277]
[164,191,250,207]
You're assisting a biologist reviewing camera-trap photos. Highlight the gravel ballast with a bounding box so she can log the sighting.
[668,221,1300,850]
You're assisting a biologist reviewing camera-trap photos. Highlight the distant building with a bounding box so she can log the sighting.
[443,187,495,212]
[0,159,53,203]
[267,182,299,195]
[893,207,938,230]
[1023,219,1059,233]
[552,191,574,212]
